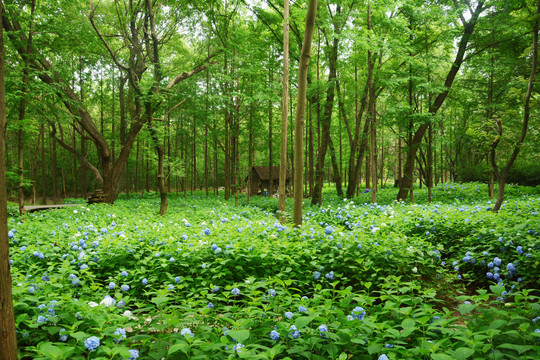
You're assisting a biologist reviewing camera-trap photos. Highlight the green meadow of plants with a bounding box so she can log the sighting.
[7,183,540,360]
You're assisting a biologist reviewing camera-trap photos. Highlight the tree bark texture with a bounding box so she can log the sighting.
[293,0,318,226]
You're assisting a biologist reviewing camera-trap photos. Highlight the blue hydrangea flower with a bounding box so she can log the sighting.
[319,324,328,337]
[113,328,126,343]
[232,343,245,353]
[121,271,128,277]
[299,306,307,312]
[127,349,139,360]
[507,263,516,273]
[313,271,321,280]
[222,327,229,335]
[352,306,366,320]
[378,355,389,360]
[212,286,220,293]
[268,289,276,297]
[285,311,293,319]
[203,228,211,235]
[142,278,148,285]
[84,336,100,351]
[517,246,523,255]
[175,276,181,283]
[325,226,333,235]
[72,279,79,287]
[494,257,502,266]
[59,328,67,342]
[207,302,214,308]
[108,282,116,290]
[121,284,130,291]
[181,328,194,337]
[325,271,335,280]
[231,288,240,296]
[37,315,48,324]
[289,325,300,339]
[270,329,280,341]
[385,343,394,348]
[8,231,14,239]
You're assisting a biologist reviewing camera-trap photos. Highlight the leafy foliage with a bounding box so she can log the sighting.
[7,183,539,359]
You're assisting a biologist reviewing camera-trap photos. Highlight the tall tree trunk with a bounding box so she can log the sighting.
[51,126,58,203]
[0,5,18,356]
[41,132,46,204]
[269,59,274,195]
[293,0,318,226]
[311,35,339,206]
[368,4,377,203]
[32,124,44,204]
[328,138,343,196]
[279,0,290,219]
[492,0,539,212]
[16,0,35,214]
[308,102,314,197]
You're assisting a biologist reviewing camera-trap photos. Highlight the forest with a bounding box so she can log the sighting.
[0,0,539,359]
[0,0,538,211]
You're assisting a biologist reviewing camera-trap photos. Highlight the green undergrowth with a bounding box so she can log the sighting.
[7,182,540,359]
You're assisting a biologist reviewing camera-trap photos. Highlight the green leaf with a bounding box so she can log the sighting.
[295,316,312,329]
[228,330,250,343]
[367,343,382,354]
[490,319,506,329]
[69,331,88,342]
[453,347,475,359]
[402,318,416,329]
[489,285,505,295]
[38,343,63,359]
[168,342,189,355]
[497,344,533,355]
[431,354,454,360]
[458,303,475,315]
[151,296,169,307]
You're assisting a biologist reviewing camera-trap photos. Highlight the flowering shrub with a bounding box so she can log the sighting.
[7,183,540,359]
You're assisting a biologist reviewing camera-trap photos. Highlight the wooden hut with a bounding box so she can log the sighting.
[247,166,291,196]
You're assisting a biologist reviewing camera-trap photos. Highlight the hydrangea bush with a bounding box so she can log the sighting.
[7,182,540,359]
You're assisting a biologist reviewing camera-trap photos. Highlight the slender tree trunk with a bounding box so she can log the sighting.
[279,0,290,219]
[328,138,343,196]
[493,0,539,212]
[0,6,18,356]
[41,132,46,204]
[269,59,274,195]
[248,98,254,203]
[311,35,339,206]
[51,126,58,203]
[368,4,377,203]
[16,0,35,214]
[293,0,318,226]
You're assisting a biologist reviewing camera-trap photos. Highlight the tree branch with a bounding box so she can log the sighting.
[50,122,103,185]
[89,0,130,72]
[166,51,222,89]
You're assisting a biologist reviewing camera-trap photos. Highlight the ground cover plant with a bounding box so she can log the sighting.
[7,183,540,359]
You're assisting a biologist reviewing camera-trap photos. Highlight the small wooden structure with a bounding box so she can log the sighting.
[24,204,77,213]
[87,189,108,204]
[247,166,291,196]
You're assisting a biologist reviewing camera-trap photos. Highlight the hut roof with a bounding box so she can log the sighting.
[251,166,291,180]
